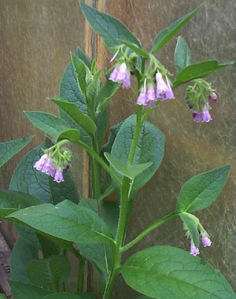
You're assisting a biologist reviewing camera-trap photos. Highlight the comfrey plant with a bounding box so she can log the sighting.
[0,3,235,299]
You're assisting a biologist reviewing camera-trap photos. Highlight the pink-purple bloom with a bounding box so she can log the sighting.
[209,92,218,102]
[190,241,200,256]
[109,62,131,88]
[137,84,157,107]
[193,105,212,123]
[201,235,212,247]
[34,153,68,183]
[156,72,174,100]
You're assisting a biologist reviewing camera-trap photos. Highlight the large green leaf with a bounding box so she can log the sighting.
[51,98,96,137]
[9,139,79,204]
[10,237,38,283]
[0,190,40,218]
[0,136,33,169]
[151,5,200,54]
[80,2,141,51]
[111,115,165,193]
[174,36,191,72]
[122,246,235,299]
[176,165,230,213]
[7,200,114,245]
[173,60,234,88]
[59,47,90,113]
[24,111,70,139]
[27,255,71,291]
[104,152,152,180]
[9,281,51,299]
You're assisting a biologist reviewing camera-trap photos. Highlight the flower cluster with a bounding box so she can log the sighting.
[137,72,174,107]
[34,143,72,183]
[186,79,218,123]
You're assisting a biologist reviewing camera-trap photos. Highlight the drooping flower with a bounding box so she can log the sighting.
[137,87,147,106]
[109,62,131,88]
[156,72,174,100]
[193,105,212,123]
[54,167,64,183]
[190,240,200,256]
[146,85,156,107]
[34,154,56,176]
[201,235,212,247]
[209,92,218,102]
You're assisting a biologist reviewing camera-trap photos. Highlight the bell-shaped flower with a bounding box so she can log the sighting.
[137,87,147,106]
[146,85,156,107]
[193,105,212,123]
[190,240,200,256]
[156,72,174,100]
[54,167,64,183]
[109,62,131,88]
[209,92,218,102]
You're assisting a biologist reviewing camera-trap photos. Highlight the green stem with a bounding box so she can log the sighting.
[103,105,145,298]
[128,105,143,165]
[121,212,179,252]
[102,177,130,299]
[78,140,122,187]
[77,256,86,293]
[91,137,101,199]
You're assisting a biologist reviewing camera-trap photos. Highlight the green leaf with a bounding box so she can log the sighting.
[0,294,7,299]
[10,237,38,283]
[151,5,201,54]
[122,246,236,299]
[56,129,80,144]
[9,139,79,204]
[27,255,71,291]
[176,165,231,213]
[7,200,114,245]
[96,79,121,115]
[42,293,85,299]
[96,108,109,148]
[104,152,152,180]
[180,212,199,248]
[24,111,70,139]
[173,60,234,88]
[59,47,90,114]
[111,115,165,193]
[80,2,141,51]
[86,70,101,110]
[71,53,90,99]
[51,99,96,137]
[0,190,41,218]
[0,136,33,169]
[119,39,149,58]
[37,234,61,258]
[174,36,191,72]
[77,199,119,279]
[9,281,52,299]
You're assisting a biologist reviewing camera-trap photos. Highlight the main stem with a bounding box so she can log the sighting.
[91,136,101,199]
[102,106,144,299]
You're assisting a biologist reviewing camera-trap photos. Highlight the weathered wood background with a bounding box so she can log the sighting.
[0,0,235,297]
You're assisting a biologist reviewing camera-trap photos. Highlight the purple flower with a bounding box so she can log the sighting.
[137,87,147,106]
[54,168,64,183]
[209,92,218,102]
[201,235,212,247]
[33,154,48,171]
[146,85,156,107]
[190,241,200,256]
[109,62,131,88]
[156,72,174,100]
[193,106,212,123]
[34,154,57,176]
